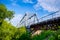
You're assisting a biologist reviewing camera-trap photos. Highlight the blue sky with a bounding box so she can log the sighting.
[0,0,60,27]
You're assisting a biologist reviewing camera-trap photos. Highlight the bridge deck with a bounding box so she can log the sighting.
[30,17,60,30]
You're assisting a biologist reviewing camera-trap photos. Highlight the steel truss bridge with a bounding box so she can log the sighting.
[17,11,60,31]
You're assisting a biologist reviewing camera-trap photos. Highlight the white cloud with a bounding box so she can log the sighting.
[33,3,42,10]
[34,0,60,12]
[10,14,23,27]
[23,0,34,4]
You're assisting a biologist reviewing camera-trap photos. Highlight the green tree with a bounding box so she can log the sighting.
[0,21,17,40]
[0,4,14,24]
[11,26,27,40]
[0,4,15,40]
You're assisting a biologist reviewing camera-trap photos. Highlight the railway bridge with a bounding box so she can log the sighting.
[17,11,60,33]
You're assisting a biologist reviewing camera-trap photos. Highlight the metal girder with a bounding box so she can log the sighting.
[17,13,39,27]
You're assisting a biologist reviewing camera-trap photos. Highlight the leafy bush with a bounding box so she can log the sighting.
[18,32,31,40]
[32,30,57,40]
[0,21,17,40]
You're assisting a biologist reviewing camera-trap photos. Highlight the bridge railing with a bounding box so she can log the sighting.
[39,11,60,22]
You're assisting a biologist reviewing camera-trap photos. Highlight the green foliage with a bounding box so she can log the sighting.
[58,26,60,29]
[58,35,60,40]
[18,32,31,40]
[0,4,14,24]
[32,30,53,40]
[11,26,27,40]
[0,21,17,40]
[48,36,55,40]
[32,30,60,40]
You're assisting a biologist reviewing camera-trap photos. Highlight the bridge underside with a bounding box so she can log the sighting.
[30,17,60,31]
